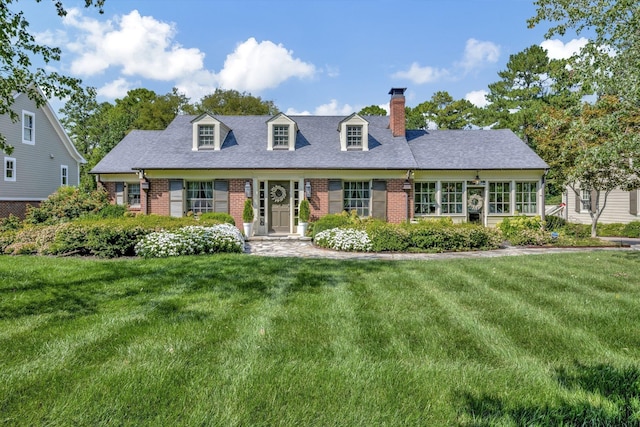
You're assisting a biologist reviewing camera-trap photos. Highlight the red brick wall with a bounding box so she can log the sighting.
[99,181,117,204]
[308,178,329,221]
[230,179,250,226]
[0,201,40,219]
[387,179,410,223]
[148,179,170,216]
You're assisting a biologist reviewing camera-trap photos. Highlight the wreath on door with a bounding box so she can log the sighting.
[467,194,484,211]
[270,184,287,203]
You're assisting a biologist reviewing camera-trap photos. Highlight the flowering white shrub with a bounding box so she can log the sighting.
[135,224,244,258]
[314,227,372,252]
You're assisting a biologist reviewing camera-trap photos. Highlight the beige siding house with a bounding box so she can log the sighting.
[564,187,639,224]
[0,89,85,218]
[92,88,549,236]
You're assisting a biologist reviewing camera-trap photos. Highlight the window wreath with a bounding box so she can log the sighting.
[467,194,484,210]
[270,184,287,203]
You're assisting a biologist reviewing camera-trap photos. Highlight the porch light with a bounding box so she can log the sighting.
[471,173,481,185]
[305,181,312,199]
[245,181,252,198]
[402,179,412,191]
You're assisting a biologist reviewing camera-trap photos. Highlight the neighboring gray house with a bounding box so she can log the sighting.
[563,187,639,224]
[0,88,85,218]
[92,88,549,235]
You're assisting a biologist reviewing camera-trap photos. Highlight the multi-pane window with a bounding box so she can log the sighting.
[187,181,213,213]
[4,157,16,182]
[515,182,537,214]
[414,182,437,215]
[61,165,68,186]
[198,125,215,146]
[489,182,511,214]
[441,182,463,214]
[22,111,34,144]
[344,181,370,216]
[346,125,363,148]
[273,125,289,148]
[128,183,141,207]
[581,189,592,211]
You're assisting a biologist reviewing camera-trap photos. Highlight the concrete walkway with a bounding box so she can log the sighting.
[244,236,640,260]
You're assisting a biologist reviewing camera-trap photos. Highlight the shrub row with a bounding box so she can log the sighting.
[314,218,502,253]
[135,224,244,258]
[1,215,239,257]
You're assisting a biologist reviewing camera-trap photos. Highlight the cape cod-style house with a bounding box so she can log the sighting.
[91,88,549,236]
[0,88,85,218]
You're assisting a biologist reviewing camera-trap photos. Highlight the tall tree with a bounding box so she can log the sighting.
[0,0,105,154]
[407,91,478,130]
[195,89,278,115]
[482,44,578,147]
[534,96,640,237]
[358,105,387,116]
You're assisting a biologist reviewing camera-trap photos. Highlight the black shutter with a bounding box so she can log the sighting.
[371,180,387,220]
[328,179,342,214]
[115,182,124,205]
[631,190,638,215]
[575,190,581,213]
[590,190,597,212]
[214,180,229,213]
[169,180,184,217]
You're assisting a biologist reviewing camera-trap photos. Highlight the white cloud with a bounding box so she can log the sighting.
[217,38,316,92]
[458,38,500,72]
[392,62,449,84]
[308,99,356,116]
[64,9,204,80]
[540,38,589,60]
[465,90,489,107]
[97,78,132,98]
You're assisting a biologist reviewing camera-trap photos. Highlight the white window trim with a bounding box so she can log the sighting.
[267,114,297,151]
[191,115,230,151]
[580,188,592,213]
[61,165,69,186]
[127,182,141,208]
[338,114,369,151]
[22,110,35,145]
[4,157,16,182]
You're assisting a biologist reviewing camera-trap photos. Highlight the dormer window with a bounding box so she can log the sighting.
[191,114,230,151]
[346,125,363,148]
[198,125,215,147]
[267,113,297,151]
[338,114,369,151]
[273,125,289,149]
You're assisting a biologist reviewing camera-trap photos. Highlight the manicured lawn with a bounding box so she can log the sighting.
[1,251,639,426]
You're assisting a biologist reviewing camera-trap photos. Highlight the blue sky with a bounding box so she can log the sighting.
[18,0,587,115]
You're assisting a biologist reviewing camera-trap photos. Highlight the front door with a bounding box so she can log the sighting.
[467,187,484,224]
[269,181,290,233]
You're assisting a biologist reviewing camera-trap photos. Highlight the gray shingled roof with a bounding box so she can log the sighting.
[91,115,548,174]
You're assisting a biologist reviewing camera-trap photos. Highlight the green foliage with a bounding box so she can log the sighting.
[83,203,128,220]
[562,223,591,239]
[310,213,353,238]
[408,221,502,252]
[25,187,110,225]
[134,225,244,258]
[298,199,310,223]
[194,88,279,115]
[622,221,640,238]
[406,91,479,130]
[358,105,387,116]
[361,220,410,252]
[242,199,254,223]
[199,212,235,226]
[0,214,22,232]
[544,215,566,231]
[498,216,543,239]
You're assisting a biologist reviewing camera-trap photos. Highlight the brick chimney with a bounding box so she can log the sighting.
[389,87,406,137]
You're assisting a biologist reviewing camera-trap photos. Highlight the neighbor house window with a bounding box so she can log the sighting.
[441,182,463,214]
[344,181,370,216]
[273,125,289,148]
[22,111,34,144]
[127,183,141,207]
[187,181,213,213]
[581,189,592,212]
[61,165,68,186]
[198,125,215,147]
[4,157,16,182]
[515,182,537,214]
[346,125,363,148]
[414,182,437,215]
[489,182,511,214]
